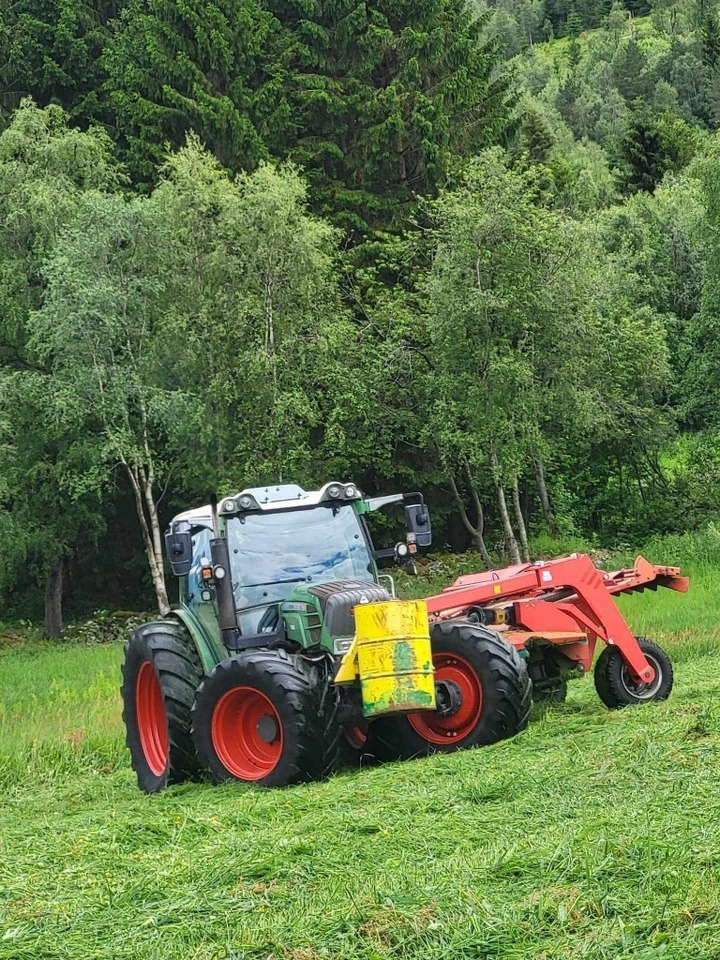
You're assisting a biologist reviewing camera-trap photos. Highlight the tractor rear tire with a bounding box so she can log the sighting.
[191,649,341,788]
[594,637,673,709]
[371,621,532,761]
[121,619,203,793]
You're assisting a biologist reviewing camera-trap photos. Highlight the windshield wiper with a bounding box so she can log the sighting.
[242,577,310,589]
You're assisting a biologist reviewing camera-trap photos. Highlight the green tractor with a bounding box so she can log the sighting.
[121,482,532,791]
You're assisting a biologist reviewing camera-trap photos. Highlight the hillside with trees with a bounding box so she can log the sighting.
[1,0,720,631]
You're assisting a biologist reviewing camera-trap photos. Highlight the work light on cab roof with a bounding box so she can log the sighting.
[218,482,362,517]
[121,477,688,793]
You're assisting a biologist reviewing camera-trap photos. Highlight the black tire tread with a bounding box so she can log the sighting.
[372,620,532,761]
[121,618,203,792]
[192,649,341,787]
[594,636,673,709]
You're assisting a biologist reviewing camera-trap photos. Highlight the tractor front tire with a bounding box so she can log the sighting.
[191,649,340,788]
[594,637,673,709]
[121,619,203,793]
[371,621,532,761]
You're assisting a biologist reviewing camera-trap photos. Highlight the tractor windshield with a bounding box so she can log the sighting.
[226,505,374,631]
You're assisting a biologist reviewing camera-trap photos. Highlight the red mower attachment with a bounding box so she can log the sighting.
[424,554,688,708]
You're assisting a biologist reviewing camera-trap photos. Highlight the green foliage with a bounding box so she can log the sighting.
[104,0,273,181]
[423,146,671,541]
[0,0,115,124]
[615,109,679,192]
[683,138,720,429]
[267,0,516,231]
[149,141,348,488]
[424,150,562,482]
[0,102,122,619]
[701,9,720,67]
[2,3,720,620]
[62,611,150,644]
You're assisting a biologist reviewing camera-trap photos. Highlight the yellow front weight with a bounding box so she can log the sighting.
[335,599,436,718]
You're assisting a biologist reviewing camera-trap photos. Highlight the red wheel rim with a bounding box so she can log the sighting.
[211,687,283,781]
[136,661,169,776]
[408,653,483,745]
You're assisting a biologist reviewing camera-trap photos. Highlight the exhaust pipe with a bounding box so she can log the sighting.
[209,494,240,649]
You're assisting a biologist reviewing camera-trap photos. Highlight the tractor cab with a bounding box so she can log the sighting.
[164,482,432,662]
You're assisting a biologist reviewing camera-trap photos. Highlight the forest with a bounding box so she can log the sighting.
[1,0,720,633]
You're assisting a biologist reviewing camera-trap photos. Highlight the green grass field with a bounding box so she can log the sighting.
[1,538,720,960]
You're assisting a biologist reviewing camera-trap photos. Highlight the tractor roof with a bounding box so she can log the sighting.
[171,482,361,529]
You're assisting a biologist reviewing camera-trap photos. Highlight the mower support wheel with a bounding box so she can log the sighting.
[191,649,341,787]
[121,619,203,793]
[371,620,532,761]
[594,637,673,709]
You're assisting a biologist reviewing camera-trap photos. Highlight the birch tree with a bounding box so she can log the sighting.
[149,142,346,492]
[29,194,187,613]
[28,143,348,612]
[424,150,558,557]
[0,100,121,633]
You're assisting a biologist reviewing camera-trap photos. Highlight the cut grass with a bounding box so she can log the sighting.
[0,549,718,959]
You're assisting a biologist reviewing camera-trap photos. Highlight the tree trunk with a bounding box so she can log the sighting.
[491,452,521,565]
[44,556,64,638]
[448,472,493,569]
[533,455,559,536]
[123,459,169,615]
[142,466,170,614]
[396,134,408,187]
[512,477,530,562]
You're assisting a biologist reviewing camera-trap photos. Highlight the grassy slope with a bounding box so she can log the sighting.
[1,545,719,959]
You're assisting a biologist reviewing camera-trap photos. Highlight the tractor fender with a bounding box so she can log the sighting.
[169,605,225,674]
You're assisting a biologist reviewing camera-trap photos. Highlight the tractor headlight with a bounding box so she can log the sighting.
[344,484,358,499]
[238,493,260,511]
[327,483,343,500]
[219,497,236,515]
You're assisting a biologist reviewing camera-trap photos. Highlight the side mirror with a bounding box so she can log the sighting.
[405,503,432,548]
[165,522,193,577]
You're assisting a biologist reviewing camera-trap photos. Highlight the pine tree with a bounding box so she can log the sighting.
[575,0,610,28]
[566,9,583,64]
[566,8,583,36]
[104,0,274,180]
[616,109,668,192]
[0,0,115,124]
[701,12,720,68]
[264,0,516,233]
[625,0,651,15]
[517,105,556,161]
[612,38,650,102]
[605,1,628,49]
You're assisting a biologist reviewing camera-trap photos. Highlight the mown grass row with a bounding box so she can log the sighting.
[0,533,718,959]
